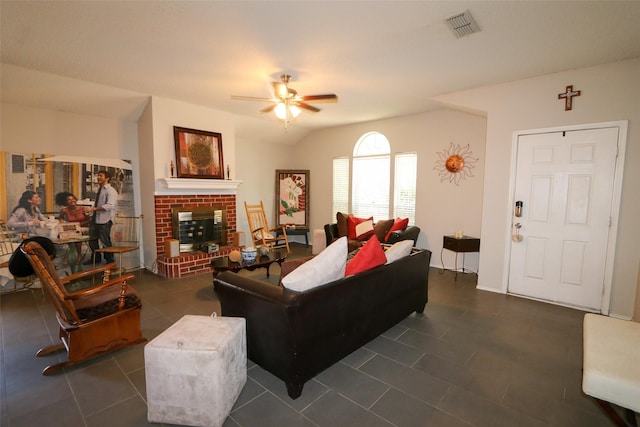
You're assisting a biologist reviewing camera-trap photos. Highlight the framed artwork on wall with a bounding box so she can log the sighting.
[275,169,309,229]
[173,126,224,179]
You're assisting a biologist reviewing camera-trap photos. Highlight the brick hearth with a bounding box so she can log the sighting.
[154,194,239,278]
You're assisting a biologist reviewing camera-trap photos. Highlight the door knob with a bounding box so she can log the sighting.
[512,222,523,242]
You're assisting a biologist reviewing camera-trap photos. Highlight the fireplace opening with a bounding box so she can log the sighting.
[171,206,227,252]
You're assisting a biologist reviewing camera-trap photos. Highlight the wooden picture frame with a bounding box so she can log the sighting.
[275,169,310,229]
[173,126,224,179]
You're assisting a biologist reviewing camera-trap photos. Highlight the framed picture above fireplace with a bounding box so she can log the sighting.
[173,126,224,179]
[275,169,309,229]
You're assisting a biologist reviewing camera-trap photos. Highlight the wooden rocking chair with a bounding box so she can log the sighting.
[21,241,146,375]
[244,201,290,253]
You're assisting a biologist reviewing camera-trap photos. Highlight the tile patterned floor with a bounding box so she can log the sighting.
[0,243,630,426]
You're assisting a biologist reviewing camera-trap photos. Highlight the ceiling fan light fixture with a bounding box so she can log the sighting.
[274,102,301,121]
[274,102,287,120]
[289,104,301,118]
[231,73,337,130]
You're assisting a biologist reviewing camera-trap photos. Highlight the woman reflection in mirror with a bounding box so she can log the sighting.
[7,190,46,234]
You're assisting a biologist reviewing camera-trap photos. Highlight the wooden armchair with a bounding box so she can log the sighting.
[21,241,146,375]
[244,201,290,253]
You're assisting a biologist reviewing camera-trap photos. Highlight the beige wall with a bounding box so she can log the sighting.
[634,259,640,322]
[0,102,141,212]
[435,58,640,319]
[292,109,487,273]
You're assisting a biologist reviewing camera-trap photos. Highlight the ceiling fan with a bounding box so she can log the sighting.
[231,74,338,127]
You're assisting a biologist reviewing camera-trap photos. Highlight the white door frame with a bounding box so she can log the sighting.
[504,120,628,314]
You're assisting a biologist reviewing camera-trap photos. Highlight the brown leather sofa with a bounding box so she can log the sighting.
[324,212,420,252]
[213,248,431,399]
[324,222,421,250]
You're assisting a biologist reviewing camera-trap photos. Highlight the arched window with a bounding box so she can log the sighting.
[333,132,416,224]
[352,132,390,219]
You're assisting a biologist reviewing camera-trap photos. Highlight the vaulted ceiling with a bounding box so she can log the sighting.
[2,1,640,144]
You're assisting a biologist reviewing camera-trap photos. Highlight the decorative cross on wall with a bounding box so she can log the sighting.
[558,85,581,111]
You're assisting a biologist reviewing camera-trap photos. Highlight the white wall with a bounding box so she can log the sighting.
[136,96,236,269]
[1,103,140,160]
[235,137,298,246]
[434,58,640,318]
[292,109,487,272]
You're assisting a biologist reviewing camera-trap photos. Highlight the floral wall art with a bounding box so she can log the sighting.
[275,169,309,228]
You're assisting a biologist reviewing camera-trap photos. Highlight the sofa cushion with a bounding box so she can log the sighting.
[345,235,386,276]
[354,219,375,241]
[253,230,274,241]
[385,240,414,264]
[347,215,373,239]
[384,217,409,242]
[336,212,349,238]
[281,237,347,292]
[374,219,394,242]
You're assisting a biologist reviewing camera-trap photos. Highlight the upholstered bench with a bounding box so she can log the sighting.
[145,315,246,427]
[583,313,640,426]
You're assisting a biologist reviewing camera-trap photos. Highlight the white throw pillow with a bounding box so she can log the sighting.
[385,240,414,264]
[281,236,347,292]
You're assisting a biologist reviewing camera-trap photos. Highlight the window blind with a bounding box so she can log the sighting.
[394,153,417,224]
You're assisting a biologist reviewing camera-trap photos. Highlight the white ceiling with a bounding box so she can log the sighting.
[2,1,640,144]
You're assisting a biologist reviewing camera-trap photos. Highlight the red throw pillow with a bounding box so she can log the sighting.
[345,235,386,276]
[347,215,373,239]
[384,217,409,242]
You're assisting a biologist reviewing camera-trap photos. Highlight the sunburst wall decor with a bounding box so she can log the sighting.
[433,142,478,186]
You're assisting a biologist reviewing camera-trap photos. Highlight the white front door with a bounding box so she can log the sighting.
[508,126,621,311]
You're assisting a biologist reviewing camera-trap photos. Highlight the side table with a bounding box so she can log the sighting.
[440,235,480,280]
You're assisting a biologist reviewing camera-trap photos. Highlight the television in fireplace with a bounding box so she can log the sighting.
[171,206,227,252]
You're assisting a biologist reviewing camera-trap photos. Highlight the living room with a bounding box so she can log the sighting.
[1,2,640,425]
[3,61,639,319]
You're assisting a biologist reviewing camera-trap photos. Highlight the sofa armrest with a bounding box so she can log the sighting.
[214,271,297,306]
[324,223,340,247]
[386,225,420,244]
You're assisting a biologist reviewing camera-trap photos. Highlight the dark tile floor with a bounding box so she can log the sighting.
[0,243,629,426]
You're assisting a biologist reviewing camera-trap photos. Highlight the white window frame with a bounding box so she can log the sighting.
[332,132,417,224]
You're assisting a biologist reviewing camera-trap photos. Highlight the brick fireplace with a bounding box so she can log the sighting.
[154,194,239,278]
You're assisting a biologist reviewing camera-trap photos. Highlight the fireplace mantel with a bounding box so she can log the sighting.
[159,178,242,195]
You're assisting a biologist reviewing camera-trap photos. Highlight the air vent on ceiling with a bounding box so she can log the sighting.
[445,10,480,38]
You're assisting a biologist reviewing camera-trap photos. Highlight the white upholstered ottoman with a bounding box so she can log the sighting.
[583,313,640,422]
[145,315,246,427]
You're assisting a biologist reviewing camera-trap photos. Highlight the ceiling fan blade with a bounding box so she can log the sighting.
[260,103,277,113]
[231,95,273,102]
[296,102,321,113]
[301,94,338,103]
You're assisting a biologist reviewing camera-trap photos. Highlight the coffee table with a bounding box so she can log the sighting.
[211,249,287,278]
